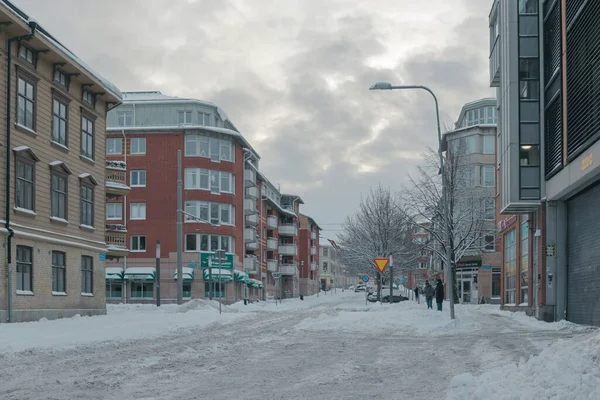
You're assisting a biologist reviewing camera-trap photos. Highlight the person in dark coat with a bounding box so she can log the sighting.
[414,286,419,302]
[435,278,445,311]
[424,280,434,309]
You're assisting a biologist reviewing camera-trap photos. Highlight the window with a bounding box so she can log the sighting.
[106,282,122,299]
[183,282,192,298]
[185,168,232,193]
[106,203,122,220]
[185,135,233,161]
[178,111,192,124]
[52,98,68,146]
[51,172,68,219]
[81,255,93,294]
[518,0,538,14]
[80,184,94,226]
[16,158,34,211]
[185,200,209,222]
[220,204,231,224]
[131,282,154,298]
[200,113,212,126]
[81,115,94,160]
[54,69,68,87]
[185,234,234,252]
[482,166,495,187]
[117,111,132,127]
[17,76,35,130]
[220,140,232,162]
[130,138,146,154]
[205,281,225,298]
[323,248,328,257]
[131,235,147,252]
[484,198,495,220]
[130,203,146,220]
[106,138,122,155]
[16,245,33,292]
[520,221,529,304]
[484,234,495,251]
[520,145,541,166]
[483,135,495,154]
[467,135,479,154]
[323,261,328,272]
[19,45,34,64]
[82,89,95,106]
[492,268,501,298]
[52,251,66,293]
[504,229,517,304]
[130,170,146,187]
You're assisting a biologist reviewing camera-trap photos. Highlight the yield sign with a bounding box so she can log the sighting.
[374,258,390,273]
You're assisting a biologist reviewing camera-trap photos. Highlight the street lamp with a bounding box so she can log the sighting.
[369,82,456,320]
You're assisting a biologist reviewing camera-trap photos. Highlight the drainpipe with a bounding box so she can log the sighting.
[5,21,38,323]
[121,129,127,304]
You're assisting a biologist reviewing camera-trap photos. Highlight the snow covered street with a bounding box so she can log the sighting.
[1,291,598,400]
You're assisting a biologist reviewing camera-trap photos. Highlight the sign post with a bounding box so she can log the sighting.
[363,275,369,306]
[215,249,227,315]
[374,258,390,305]
[273,272,281,306]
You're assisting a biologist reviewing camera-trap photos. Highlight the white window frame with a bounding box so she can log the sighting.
[106,203,123,220]
[185,234,234,252]
[117,111,133,127]
[482,165,495,187]
[131,235,147,252]
[178,110,192,125]
[130,202,146,220]
[130,137,146,155]
[130,170,146,187]
[184,201,234,226]
[184,135,233,162]
[106,138,122,155]
[483,135,495,154]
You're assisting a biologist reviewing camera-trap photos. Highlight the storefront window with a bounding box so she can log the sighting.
[105,282,122,299]
[205,282,226,298]
[131,282,154,298]
[183,282,192,299]
[520,221,529,304]
[505,229,517,304]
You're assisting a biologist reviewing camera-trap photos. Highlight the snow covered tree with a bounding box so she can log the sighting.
[338,185,419,296]
[401,144,495,302]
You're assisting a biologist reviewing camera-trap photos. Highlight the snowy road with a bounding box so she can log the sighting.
[0,292,596,400]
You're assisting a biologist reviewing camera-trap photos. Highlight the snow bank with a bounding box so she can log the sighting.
[447,330,600,400]
[0,301,247,354]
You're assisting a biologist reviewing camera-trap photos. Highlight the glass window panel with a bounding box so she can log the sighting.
[519,0,538,14]
[210,139,220,162]
[519,15,538,35]
[519,145,541,166]
[520,166,540,187]
[519,37,539,57]
[520,101,539,122]
[210,235,219,251]
[519,59,539,80]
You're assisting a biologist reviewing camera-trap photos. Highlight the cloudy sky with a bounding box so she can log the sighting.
[15,0,494,240]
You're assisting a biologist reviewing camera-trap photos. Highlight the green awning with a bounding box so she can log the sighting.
[248,279,263,289]
[106,267,125,281]
[124,267,156,281]
[174,267,194,281]
[203,268,233,283]
[234,269,248,283]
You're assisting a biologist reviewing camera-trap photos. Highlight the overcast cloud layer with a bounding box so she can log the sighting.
[15,0,494,239]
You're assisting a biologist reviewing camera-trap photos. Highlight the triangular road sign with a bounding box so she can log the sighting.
[374,258,390,273]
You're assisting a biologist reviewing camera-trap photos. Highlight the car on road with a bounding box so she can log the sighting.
[355,284,366,292]
[367,289,409,303]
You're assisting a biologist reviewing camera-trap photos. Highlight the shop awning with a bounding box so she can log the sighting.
[106,267,125,281]
[124,267,156,281]
[203,268,233,283]
[174,267,195,281]
[248,279,263,289]
[234,269,248,283]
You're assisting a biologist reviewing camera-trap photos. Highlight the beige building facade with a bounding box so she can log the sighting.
[0,3,122,322]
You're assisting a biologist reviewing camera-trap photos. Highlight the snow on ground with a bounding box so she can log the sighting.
[0,290,597,400]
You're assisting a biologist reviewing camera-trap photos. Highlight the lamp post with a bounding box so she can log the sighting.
[369,82,455,320]
[156,240,161,307]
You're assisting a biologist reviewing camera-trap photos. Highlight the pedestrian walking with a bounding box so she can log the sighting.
[435,278,445,311]
[414,286,419,303]
[424,280,434,309]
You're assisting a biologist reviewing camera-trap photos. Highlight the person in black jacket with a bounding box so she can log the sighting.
[435,278,445,311]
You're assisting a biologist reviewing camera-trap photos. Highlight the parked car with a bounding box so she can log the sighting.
[367,289,408,303]
[355,284,366,292]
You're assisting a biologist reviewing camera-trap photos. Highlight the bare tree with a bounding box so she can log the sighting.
[401,144,494,302]
[338,185,419,297]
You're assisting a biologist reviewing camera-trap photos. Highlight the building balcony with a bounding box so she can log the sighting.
[246,241,259,251]
[311,262,317,271]
[105,160,130,198]
[267,215,278,230]
[280,263,297,275]
[310,246,317,255]
[278,244,297,256]
[267,260,278,272]
[311,231,317,240]
[278,224,297,236]
[489,35,500,87]
[246,186,259,199]
[243,256,258,273]
[267,237,278,251]
[244,198,258,214]
[244,169,256,186]
[105,224,129,258]
[244,227,257,243]
[246,213,258,226]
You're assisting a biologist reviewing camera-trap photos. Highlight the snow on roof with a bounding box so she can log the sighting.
[12,145,40,161]
[0,1,122,101]
[282,194,305,205]
[106,267,124,274]
[124,267,156,275]
[48,161,72,174]
[105,182,131,191]
[203,268,233,276]
[122,91,216,107]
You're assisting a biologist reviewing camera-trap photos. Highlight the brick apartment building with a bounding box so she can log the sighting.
[104,92,319,303]
[0,2,122,322]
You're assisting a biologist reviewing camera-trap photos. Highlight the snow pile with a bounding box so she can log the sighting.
[0,302,248,354]
[483,306,596,333]
[446,330,600,400]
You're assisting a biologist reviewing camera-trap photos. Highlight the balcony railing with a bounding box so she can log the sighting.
[244,198,257,214]
[246,213,258,226]
[278,224,298,236]
[105,161,130,198]
[267,215,278,230]
[105,224,128,258]
[278,244,297,256]
[244,227,257,242]
[267,260,278,272]
[310,246,317,255]
[244,169,256,186]
[311,231,317,240]
[280,264,297,275]
[246,186,259,199]
[243,256,258,272]
[311,262,317,271]
[246,241,259,251]
[489,35,500,87]
[267,237,278,251]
